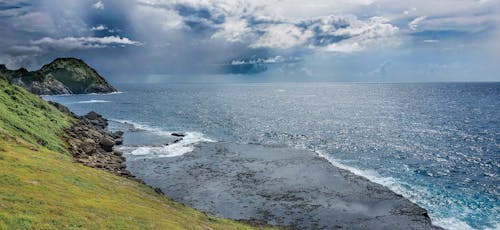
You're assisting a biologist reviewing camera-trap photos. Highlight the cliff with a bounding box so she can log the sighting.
[0,58,116,95]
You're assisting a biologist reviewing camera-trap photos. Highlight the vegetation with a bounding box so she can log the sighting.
[0,75,266,229]
[0,76,71,152]
[0,58,116,94]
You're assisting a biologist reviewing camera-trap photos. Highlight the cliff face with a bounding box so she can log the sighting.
[0,58,116,95]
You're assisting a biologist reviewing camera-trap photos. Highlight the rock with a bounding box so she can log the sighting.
[127,142,443,230]
[171,133,185,137]
[81,138,97,154]
[100,136,115,152]
[84,111,100,120]
[112,131,124,138]
[48,101,75,116]
[115,138,123,145]
[62,110,133,179]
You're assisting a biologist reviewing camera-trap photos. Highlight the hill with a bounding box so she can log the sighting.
[0,58,116,95]
[0,73,264,229]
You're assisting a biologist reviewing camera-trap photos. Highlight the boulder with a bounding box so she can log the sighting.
[99,136,115,152]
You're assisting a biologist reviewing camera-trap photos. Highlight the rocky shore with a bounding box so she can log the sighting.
[50,101,132,178]
[44,100,442,229]
[126,142,443,230]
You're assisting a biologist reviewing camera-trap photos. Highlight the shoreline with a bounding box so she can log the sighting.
[49,101,442,229]
[126,141,444,229]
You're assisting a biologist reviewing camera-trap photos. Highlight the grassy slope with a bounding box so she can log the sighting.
[0,76,262,229]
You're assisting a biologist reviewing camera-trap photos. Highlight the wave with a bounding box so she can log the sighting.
[127,132,215,158]
[110,119,491,229]
[111,119,171,135]
[73,100,111,104]
[434,218,475,230]
[88,91,124,95]
[112,119,215,158]
[315,150,479,230]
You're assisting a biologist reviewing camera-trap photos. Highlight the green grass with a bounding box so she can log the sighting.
[0,77,71,153]
[0,76,270,229]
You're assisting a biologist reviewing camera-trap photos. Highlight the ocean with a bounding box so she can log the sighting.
[44,82,499,230]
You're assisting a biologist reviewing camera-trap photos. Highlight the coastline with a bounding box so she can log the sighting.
[124,141,444,229]
[53,100,443,229]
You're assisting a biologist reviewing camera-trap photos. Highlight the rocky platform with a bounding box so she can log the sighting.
[126,142,443,230]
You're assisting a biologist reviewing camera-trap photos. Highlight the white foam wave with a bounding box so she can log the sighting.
[314,150,478,230]
[111,119,215,158]
[128,132,215,158]
[433,218,475,230]
[484,223,500,230]
[111,119,159,132]
[89,91,124,95]
[74,99,111,104]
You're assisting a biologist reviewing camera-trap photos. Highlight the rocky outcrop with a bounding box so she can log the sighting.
[51,102,132,177]
[0,58,116,95]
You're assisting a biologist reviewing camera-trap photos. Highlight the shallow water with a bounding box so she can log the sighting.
[44,82,500,230]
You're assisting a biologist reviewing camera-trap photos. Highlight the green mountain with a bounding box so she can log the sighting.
[0,58,116,95]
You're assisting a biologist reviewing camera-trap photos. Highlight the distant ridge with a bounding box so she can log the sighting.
[0,58,116,95]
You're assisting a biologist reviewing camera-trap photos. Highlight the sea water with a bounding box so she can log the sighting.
[44,82,499,230]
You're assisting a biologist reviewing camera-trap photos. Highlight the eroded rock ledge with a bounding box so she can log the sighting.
[127,142,444,230]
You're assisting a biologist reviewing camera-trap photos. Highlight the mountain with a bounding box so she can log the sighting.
[0,58,116,95]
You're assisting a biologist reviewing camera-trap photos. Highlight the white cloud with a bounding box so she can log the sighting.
[93,1,104,10]
[251,24,314,49]
[323,42,363,53]
[91,25,107,31]
[423,39,439,43]
[31,36,142,51]
[415,15,498,33]
[409,16,427,31]
[211,19,251,42]
[139,1,400,52]
[231,56,285,65]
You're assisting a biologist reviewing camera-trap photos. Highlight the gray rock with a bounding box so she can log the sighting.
[99,136,115,152]
[126,142,443,230]
[84,111,100,120]
[115,138,123,145]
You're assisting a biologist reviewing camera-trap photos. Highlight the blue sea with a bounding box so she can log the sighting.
[44,82,499,230]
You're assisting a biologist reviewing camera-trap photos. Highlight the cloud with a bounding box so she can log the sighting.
[409,16,427,31]
[31,36,142,51]
[423,39,439,43]
[211,19,251,42]
[8,45,43,55]
[251,24,314,49]
[91,25,107,31]
[92,1,104,10]
[139,1,400,53]
[230,56,288,65]
[1,0,499,80]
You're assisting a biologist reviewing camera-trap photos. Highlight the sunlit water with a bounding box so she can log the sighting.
[45,82,499,230]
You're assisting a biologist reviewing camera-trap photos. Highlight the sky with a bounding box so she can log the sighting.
[0,0,499,82]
